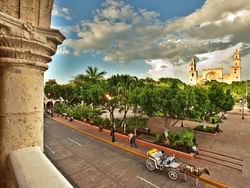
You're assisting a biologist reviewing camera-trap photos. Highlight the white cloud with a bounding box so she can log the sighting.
[52,5,72,20]
[144,59,188,82]
[56,46,70,55]
[63,0,250,80]
[196,43,242,70]
[64,0,165,63]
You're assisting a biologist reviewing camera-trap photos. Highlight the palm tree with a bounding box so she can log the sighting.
[117,75,137,133]
[85,66,106,80]
[70,74,88,86]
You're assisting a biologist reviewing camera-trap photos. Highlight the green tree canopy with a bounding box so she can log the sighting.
[208,82,226,113]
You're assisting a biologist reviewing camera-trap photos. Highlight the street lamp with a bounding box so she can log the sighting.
[105,94,112,101]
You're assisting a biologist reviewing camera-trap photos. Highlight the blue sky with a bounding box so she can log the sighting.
[45,0,250,84]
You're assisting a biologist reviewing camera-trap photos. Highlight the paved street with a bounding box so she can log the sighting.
[44,118,207,188]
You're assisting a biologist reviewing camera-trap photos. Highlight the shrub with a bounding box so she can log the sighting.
[181,128,194,148]
[126,117,148,130]
[92,117,104,126]
[53,103,69,114]
[155,133,161,141]
[114,118,122,128]
[88,108,106,121]
[168,128,194,148]
[71,104,90,120]
[103,118,111,128]
[68,104,105,122]
[208,115,220,124]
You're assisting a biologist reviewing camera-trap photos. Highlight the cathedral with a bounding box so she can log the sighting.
[189,49,241,85]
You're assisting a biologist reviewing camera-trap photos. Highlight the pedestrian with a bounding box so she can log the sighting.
[99,125,103,132]
[192,144,199,154]
[50,109,53,118]
[131,133,137,148]
[110,127,115,142]
[215,124,223,133]
[128,133,133,147]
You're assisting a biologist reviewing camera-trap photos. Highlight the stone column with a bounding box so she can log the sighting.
[0,1,64,187]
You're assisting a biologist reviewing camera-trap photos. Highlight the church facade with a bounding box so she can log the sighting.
[189,49,241,85]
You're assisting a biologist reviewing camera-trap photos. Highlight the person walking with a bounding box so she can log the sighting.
[50,109,53,118]
[215,124,223,133]
[130,133,137,148]
[128,133,133,147]
[110,127,116,142]
[131,133,137,148]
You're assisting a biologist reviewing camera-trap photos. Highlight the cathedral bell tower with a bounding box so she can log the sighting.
[189,57,198,85]
[230,49,241,82]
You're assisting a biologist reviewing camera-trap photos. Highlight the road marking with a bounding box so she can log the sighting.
[44,144,55,154]
[136,176,160,188]
[67,137,82,147]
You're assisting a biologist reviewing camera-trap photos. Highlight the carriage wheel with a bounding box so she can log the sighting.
[168,169,178,181]
[145,159,156,171]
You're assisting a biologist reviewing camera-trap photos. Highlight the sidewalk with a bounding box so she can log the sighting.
[50,114,194,160]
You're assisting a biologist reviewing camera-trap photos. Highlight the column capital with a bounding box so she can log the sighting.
[0,11,65,70]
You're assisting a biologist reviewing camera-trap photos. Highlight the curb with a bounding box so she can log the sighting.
[57,115,194,160]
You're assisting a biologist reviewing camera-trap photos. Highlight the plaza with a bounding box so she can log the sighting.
[1,1,250,188]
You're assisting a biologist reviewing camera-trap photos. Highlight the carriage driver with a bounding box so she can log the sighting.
[159,151,175,165]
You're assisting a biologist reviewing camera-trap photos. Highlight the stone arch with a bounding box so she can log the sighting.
[46,101,53,109]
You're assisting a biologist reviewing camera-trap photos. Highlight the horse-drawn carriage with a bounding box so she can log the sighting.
[145,148,210,184]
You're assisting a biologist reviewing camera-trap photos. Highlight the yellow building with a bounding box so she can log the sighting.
[189,49,241,85]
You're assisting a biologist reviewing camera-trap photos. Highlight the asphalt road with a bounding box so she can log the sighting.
[44,117,206,188]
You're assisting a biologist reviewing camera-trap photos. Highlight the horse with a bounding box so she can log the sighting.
[179,164,210,187]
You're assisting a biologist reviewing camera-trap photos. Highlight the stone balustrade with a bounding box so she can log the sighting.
[8,147,73,188]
